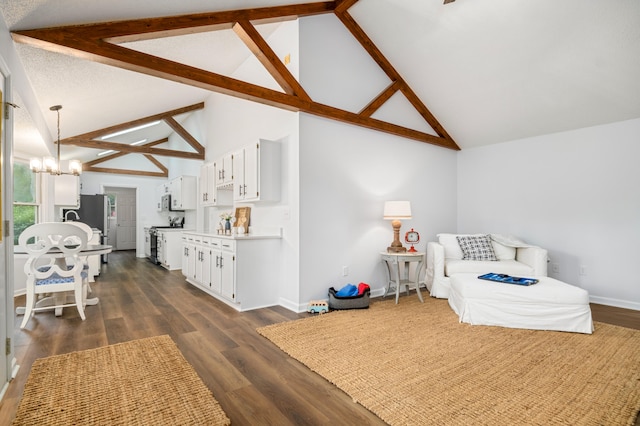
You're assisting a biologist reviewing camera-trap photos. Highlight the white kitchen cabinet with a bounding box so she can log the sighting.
[218,245,235,301]
[181,234,197,280]
[199,163,215,206]
[182,232,281,311]
[199,163,232,207]
[232,139,281,202]
[215,154,233,187]
[144,227,151,258]
[54,174,80,207]
[195,236,212,289]
[170,175,197,210]
[158,229,183,270]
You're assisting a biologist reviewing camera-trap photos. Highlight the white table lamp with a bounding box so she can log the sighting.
[384,201,412,253]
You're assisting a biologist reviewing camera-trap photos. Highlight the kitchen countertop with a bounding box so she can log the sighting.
[183,230,281,240]
[154,227,194,232]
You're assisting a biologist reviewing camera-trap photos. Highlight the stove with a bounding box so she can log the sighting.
[148,225,183,264]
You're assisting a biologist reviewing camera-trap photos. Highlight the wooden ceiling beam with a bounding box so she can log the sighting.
[69,103,204,141]
[83,138,167,166]
[163,116,205,154]
[335,0,360,14]
[82,166,168,177]
[359,80,400,117]
[233,20,311,101]
[143,154,169,175]
[333,9,459,149]
[12,2,336,43]
[11,1,459,150]
[19,35,447,146]
[62,138,204,159]
[82,138,170,176]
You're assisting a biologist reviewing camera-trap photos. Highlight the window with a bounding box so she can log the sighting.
[107,193,116,217]
[13,161,40,245]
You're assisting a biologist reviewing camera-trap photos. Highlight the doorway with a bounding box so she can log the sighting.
[0,58,14,400]
[104,187,136,251]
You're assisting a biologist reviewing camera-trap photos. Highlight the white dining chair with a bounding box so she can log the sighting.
[19,222,89,329]
[65,220,96,287]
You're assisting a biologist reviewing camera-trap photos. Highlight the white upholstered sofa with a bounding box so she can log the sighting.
[426,234,548,298]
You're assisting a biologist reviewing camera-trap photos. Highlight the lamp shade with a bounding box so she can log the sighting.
[383,201,412,220]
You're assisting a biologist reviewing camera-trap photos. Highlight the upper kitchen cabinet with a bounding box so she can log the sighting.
[200,163,232,207]
[54,175,80,207]
[170,175,197,210]
[232,139,281,203]
[215,153,233,188]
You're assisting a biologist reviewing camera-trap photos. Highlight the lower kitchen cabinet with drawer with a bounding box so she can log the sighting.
[181,232,282,311]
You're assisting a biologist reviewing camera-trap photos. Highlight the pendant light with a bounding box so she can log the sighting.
[30,105,82,176]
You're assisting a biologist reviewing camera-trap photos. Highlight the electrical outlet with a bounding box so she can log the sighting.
[342,266,349,276]
[579,265,587,276]
[551,263,560,273]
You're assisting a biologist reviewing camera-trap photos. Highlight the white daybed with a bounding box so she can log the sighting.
[426,234,548,299]
[448,273,594,334]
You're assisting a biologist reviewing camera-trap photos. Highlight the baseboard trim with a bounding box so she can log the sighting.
[590,295,640,311]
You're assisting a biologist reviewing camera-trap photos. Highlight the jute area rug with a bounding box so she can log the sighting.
[258,296,640,425]
[13,335,230,426]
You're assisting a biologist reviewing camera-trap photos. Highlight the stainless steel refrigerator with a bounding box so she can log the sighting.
[63,194,111,262]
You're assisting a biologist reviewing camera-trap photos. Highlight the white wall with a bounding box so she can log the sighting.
[457,118,640,310]
[200,20,301,309]
[297,14,458,305]
[298,114,457,303]
[80,172,168,257]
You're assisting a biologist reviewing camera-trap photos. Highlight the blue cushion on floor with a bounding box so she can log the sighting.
[336,284,358,297]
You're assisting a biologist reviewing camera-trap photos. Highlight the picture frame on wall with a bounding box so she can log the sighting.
[234,207,251,233]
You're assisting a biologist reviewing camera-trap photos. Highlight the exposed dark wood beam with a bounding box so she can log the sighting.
[14,2,336,44]
[82,166,168,177]
[63,104,205,175]
[82,139,170,176]
[333,9,459,149]
[335,0,360,14]
[359,81,401,117]
[83,138,167,166]
[163,117,205,154]
[70,103,204,141]
[143,154,169,175]
[12,2,459,150]
[233,20,311,101]
[63,138,204,160]
[28,36,448,146]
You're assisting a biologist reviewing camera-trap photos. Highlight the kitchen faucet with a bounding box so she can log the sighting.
[64,210,80,221]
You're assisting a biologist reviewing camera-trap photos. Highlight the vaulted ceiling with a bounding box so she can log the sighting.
[2,0,639,170]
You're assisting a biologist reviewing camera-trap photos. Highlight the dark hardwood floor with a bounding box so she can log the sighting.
[1,251,638,425]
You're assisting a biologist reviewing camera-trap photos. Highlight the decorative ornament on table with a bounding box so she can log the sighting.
[404,228,420,253]
[219,212,235,234]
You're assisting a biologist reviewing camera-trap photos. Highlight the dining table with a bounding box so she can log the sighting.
[14,244,113,317]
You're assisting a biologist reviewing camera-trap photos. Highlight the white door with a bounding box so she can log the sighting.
[0,66,12,399]
[116,189,136,250]
[220,251,235,301]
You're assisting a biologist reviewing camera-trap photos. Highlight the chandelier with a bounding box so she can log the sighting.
[30,105,82,176]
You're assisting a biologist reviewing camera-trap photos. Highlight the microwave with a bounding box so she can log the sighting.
[161,193,183,212]
[161,194,170,211]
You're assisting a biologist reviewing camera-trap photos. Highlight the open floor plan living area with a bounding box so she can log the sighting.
[1,0,639,424]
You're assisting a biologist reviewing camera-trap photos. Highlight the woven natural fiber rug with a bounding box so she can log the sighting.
[258,296,640,425]
[13,335,230,426]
